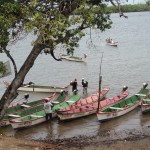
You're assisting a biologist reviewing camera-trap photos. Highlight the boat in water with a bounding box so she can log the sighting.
[106,38,118,47]
[96,84,150,122]
[3,81,69,93]
[57,88,129,121]
[9,110,56,129]
[60,53,87,62]
[0,92,67,127]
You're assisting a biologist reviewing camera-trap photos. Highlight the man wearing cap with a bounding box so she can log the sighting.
[44,99,53,121]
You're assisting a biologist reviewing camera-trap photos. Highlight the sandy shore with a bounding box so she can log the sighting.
[1,127,150,150]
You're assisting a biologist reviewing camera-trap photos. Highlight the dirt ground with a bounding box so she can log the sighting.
[0,127,150,150]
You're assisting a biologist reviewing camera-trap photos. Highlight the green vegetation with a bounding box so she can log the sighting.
[0,61,6,76]
[107,4,150,13]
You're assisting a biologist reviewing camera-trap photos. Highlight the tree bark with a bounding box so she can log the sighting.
[0,35,44,120]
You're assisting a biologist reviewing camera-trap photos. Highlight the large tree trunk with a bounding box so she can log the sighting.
[0,36,44,120]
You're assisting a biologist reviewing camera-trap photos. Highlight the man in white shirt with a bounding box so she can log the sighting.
[44,99,53,121]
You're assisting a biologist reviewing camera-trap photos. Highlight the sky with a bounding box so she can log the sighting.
[123,0,146,4]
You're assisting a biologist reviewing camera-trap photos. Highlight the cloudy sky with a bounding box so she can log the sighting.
[123,0,146,4]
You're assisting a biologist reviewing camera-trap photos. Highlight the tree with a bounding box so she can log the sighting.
[0,0,126,120]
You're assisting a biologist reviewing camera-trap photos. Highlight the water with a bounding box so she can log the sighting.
[0,12,150,140]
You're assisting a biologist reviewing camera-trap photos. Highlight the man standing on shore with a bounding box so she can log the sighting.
[82,78,88,94]
[44,99,53,121]
[70,78,78,94]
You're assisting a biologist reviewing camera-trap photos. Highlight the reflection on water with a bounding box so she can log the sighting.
[1,12,150,140]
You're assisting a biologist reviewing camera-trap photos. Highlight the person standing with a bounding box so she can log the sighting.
[44,99,53,121]
[82,78,88,94]
[70,78,78,94]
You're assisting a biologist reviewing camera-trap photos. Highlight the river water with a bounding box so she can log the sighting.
[0,12,150,140]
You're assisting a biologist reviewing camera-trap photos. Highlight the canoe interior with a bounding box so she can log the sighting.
[103,88,149,113]
[5,99,43,114]
[52,94,80,111]
[21,110,45,121]
[3,104,44,120]
[52,94,66,103]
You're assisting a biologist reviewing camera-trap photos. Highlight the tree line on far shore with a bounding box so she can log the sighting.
[109,4,150,13]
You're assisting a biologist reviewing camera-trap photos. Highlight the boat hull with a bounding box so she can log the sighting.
[60,54,86,62]
[97,88,150,122]
[10,113,56,129]
[97,102,139,122]
[18,85,68,93]
[57,90,128,121]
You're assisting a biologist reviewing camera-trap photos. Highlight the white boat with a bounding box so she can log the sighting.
[3,81,69,93]
[60,53,87,62]
[96,88,150,122]
[17,84,69,93]
[9,110,56,129]
[106,38,118,47]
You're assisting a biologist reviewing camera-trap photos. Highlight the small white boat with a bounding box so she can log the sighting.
[60,53,87,62]
[3,81,69,93]
[18,84,69,93]
[106,38,118,47]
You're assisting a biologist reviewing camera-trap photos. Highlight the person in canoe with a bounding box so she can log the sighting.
[106,37,114,44]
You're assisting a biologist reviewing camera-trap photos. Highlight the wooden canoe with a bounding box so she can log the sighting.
[0,93,66,127]
[17,84,69,93]
[106,39,118,47]
[57,89,129,121]
[60,53,87,62]
[9,110,56,129]
[96,88,150,122]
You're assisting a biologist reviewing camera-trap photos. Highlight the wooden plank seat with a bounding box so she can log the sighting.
[21,104,31,108]
[135,94,146,97]
[109,107,124,110]
[127,103,133,106]
[52,101,59,104]
[8,114,20,118]
[30,115,43,118]
[143,99,150,102]
[66,101,74,104]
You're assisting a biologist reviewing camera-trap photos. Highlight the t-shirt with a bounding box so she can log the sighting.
[44,102,53,114]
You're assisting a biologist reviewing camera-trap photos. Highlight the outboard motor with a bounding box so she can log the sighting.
[143,83,148,89]
[122,85,128,92]
[60,90,64,96]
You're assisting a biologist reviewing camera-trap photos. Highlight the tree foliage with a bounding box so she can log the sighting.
[0,0,124,119]
[0,62,6,75]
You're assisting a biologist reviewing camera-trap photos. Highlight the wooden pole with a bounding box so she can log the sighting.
[97,52,104,112]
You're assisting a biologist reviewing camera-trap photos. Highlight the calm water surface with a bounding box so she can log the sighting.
[0,12,150,140]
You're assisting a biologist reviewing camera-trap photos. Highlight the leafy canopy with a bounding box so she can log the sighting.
[0,0,112,56]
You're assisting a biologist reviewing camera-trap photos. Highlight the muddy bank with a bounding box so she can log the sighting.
[0,126,150,150]
[40,126,150,149]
